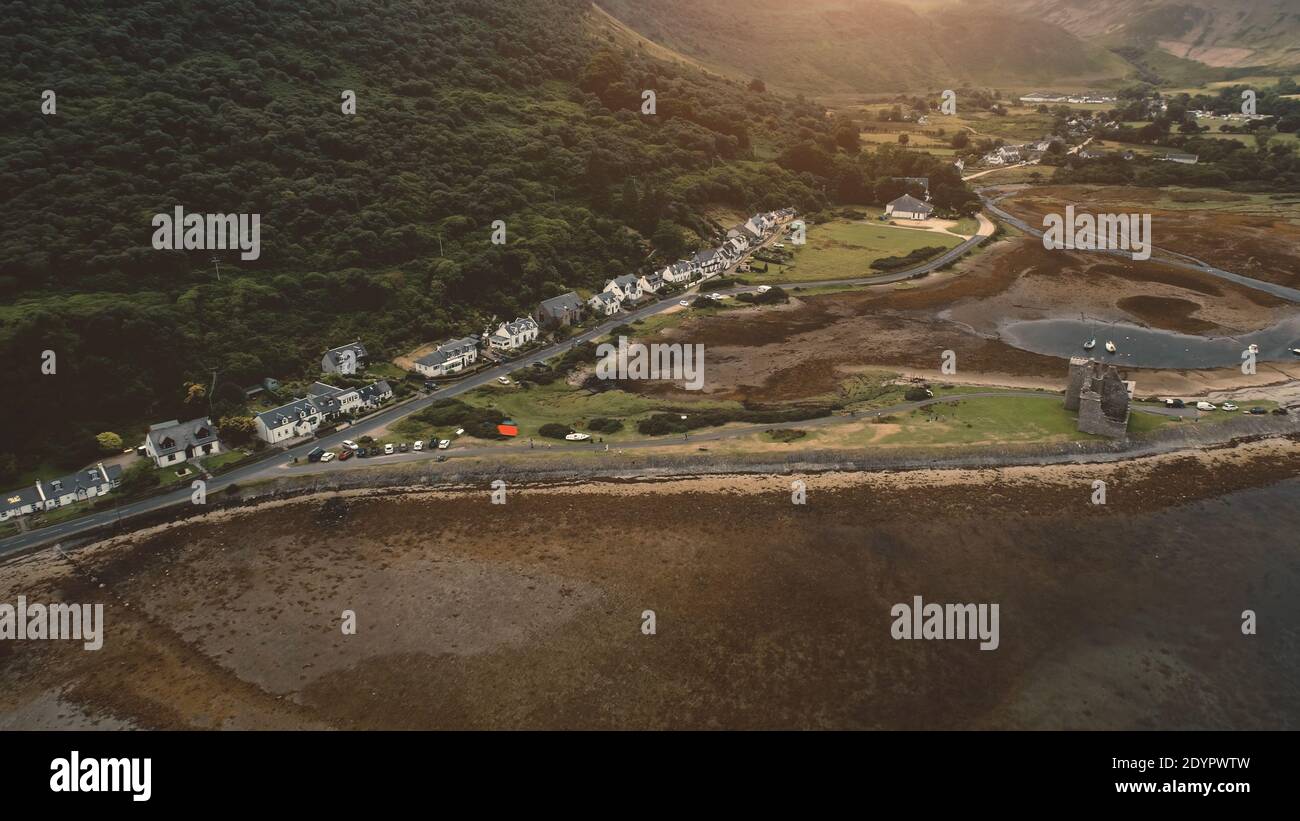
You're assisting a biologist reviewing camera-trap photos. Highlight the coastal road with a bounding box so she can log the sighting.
[0,213,1000,556]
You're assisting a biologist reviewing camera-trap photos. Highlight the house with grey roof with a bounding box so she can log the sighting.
[489,317,540,352]
[255,396,332,444]
[535,292,585,329]
[143,417,221,468]
[1,463,123,522]
[638,271,665,294]
[413,336,479,377]
[603,274,643,304]
[661,260,696,285]
[885,194,934,221]
[588,291,621,317]
[321,341,368,375]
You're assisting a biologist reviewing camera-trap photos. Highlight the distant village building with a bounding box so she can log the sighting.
[885,194,934,221]
[488,317,540,352]
[1065,358,1131,439]
[587,291,621,317]
[1158,153,1199,165]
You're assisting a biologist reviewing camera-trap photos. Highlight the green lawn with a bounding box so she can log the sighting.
[748,219,962,283]
[876,395,1102,446]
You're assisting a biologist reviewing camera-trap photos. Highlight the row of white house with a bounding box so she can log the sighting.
[1,463,125,522]
[255,379,394,444]
[414,208,798,373]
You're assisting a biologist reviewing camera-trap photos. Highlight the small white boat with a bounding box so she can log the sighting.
[1247,344,1260,355]
[1291,347,1300,356]
[1083,338,1096,350]
[564,432,591,442]
[1104,340,1117,353]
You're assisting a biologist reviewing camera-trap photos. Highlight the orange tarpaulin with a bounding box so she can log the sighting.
[497,423,518,437]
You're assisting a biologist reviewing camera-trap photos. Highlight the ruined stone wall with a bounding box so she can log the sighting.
[1064,357,1090,411]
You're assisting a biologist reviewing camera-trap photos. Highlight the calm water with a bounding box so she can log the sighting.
[1000,316,1300,368]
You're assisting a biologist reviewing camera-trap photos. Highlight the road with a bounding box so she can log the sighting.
[979,190,1300,304]
[0,212,1000,556]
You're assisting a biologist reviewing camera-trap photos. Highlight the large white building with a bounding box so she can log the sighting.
[413,337,479,377]
[143,417,221,468]
[489,317,540,351]
[1,463,123,522]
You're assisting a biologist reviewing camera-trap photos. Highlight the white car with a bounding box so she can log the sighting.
[319,451,336,462]
[437,439,451,449]
[454,428,464,436]
[756,285,771,294]
[710,293,723,300]
[341,439,358,451]
[679,300,690,307]
[413,440,423,451]
[384,443,395,455]
[1221,402,1239,412]
[1196,401,1217,411]
[497,376,511,385]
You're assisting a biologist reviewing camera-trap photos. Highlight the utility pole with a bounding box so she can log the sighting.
[210,255,222,281]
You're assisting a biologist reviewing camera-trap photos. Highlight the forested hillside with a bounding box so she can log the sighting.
[0,0,971,478]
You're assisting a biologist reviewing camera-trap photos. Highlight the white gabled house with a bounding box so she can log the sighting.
[661,260,695,286]
[885,194,934,221]
[691,248,725,278]
[255,396,331,444]
[144,417,221,468]
[322,341,368,375]
[489,316,540,352]
[413,336,479,377]
[603,274,643,304]
[588,291,621,317]
[638,271,664,294]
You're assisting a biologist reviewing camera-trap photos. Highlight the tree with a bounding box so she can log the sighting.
[897,133,909,145]
[184,382,207,405]
[218,416,257,446]
[95,432,123,453]
[651,220,689,261]
[951,131,970,149]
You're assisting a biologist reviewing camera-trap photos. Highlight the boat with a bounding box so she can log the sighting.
[1083,338,1096,350]
[1104,341,1117,353]
[1291,347,1300,356]
[564,432,591,442]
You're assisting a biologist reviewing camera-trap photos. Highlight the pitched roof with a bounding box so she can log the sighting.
[538,292,583,315]
[146,417,218,457]
[257,397,328,429]
[323,341,367,368]
[887,194,933,214]
[496,316,538,336]
[416,336,478,367]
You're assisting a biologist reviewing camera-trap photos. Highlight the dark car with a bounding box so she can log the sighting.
[338,448,353,461]
[1164,398,1185,409]
[307,447,326,463]
[1247,407,1267,415]
[355,447,369,458]
[399,442,409,453]
[423,381,438,391]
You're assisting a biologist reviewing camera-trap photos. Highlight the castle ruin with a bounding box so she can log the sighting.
[1065,357,1131,439]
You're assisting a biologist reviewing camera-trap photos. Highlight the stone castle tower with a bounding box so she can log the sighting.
[1065,357,1131,439]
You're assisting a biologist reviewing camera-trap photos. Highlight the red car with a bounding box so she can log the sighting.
[337,448,353,461]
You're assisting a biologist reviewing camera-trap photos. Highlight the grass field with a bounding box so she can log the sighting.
[748,219,962,283]
[875,395,1107,446]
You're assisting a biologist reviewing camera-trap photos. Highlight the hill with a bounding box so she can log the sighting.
[596,0,1130,95]
[1010,0,1300,72]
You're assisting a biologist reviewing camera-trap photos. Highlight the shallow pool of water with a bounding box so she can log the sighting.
[1000,316,1300,368]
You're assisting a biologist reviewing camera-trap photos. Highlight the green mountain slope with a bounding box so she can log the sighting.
[596,0,1130,95]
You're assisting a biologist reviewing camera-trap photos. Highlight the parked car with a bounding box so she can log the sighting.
[679,300,691,307]
[1164,398,1185,409]
[710,292,723,300]
[342,440,359,451]
[437,439,451,449]
[320,451,336,462]
[357,447,370,458]
[497,376,511,385]
[1221,402,1239,412]
[1247,407,1267,415]
[423,381,438,391]
[413,440,424,451]
[384,443,395,455]
[1196,401,1217,411]
[398,442,409,453]
[436,454,448,462]
[338,448,353,461]
[307,447,326,463]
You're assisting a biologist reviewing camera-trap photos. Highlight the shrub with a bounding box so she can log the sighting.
[538,423,571,439]
[904,386,932,401]
[587,417,624,434]
[870,246,949,271]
